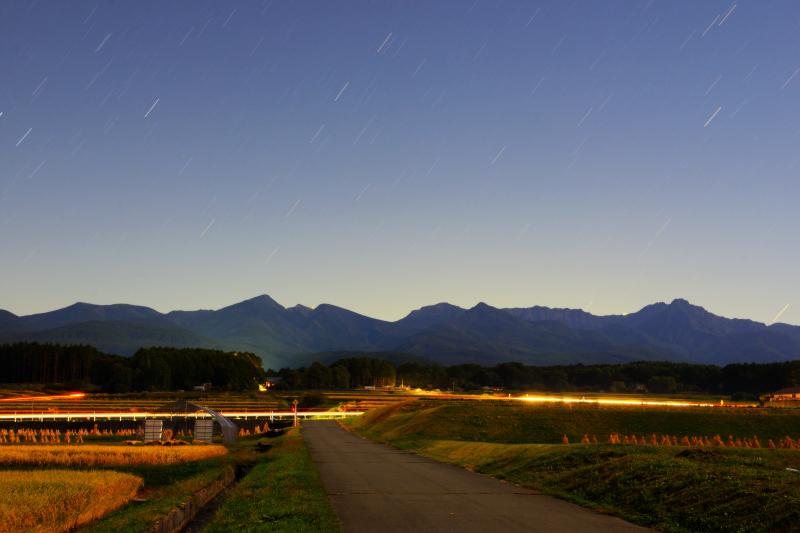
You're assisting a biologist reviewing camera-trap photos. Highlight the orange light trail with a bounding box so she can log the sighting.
[516,394,749,408]
[0,392,86,403]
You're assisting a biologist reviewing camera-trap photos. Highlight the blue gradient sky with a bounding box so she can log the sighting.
[1,1,799,324]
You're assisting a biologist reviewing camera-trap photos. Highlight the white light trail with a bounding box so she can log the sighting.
[730,99,748,119]
[551,34,567,55]
[376,32,392,53]
[249,35,264,56]
[95,33,112,52]
[82,5,97,25]
[223,8,237,28]
[679,30,695,50]
[411,57,427,78]
[704,75,722,96]
[334,81,349,102]
[718,4,736,26]
[577,106,594,127]
[144,97,159,118]
[178,157,192,175]
[264,246,279,266]
[355,183,370,201]
[702,14,720,37]
[16,128,32,147]
[703,106,722,127]
[179,27,194,47]
[525,8,541,28]
[655,218,671,237]
[781,68,800,90]
[309,124,325,143]
[0,410,364,421]
[353,115,376,145]
[32,76,48,98]
[285,199,301,218]
[490,145,506,165]
[27,160,46,179]
[530,77,545,96]
[199,218,215,238]
[770,304,791,324]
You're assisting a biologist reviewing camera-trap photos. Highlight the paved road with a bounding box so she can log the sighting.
[302,421,647,533]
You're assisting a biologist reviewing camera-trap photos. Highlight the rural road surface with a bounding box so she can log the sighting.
[303,421,647,533]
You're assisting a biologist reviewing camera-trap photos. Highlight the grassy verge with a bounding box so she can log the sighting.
[201,428,340,533]
[349,400,800,532]
[0,469,142,532]
[350,399,800,444]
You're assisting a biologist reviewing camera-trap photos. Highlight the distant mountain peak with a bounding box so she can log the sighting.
[231,294,284,310]
[668,298,706,311]
[428,302,461,310]
[643,298,702,312]
[68,301,160,313]
[659,298,713,317]
[0,309,22,332]
[394,303,466,336]
[4,294,799,368]
[312,303,342,314]
[402,302,463,317]
[311,303,379,322]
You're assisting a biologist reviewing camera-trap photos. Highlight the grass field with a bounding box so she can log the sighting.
[0,444,228,467]
[352,399,800,444]
[201,428,341,533]
[0,469,142,532]
[349,399,800,532]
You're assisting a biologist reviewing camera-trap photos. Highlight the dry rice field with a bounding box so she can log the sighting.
[0,443,228,467]
[0,470,142,532]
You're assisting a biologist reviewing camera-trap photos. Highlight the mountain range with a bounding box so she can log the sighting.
[1,296,799,369]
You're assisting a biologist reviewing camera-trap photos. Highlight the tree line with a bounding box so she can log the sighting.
[274,358,397,390]
[2,342,796,397]
[270,358,799,397]
[0,342,265,392]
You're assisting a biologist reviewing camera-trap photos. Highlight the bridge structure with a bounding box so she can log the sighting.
[157,401,241,444]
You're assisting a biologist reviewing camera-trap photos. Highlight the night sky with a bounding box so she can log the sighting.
[2,1,798,324]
